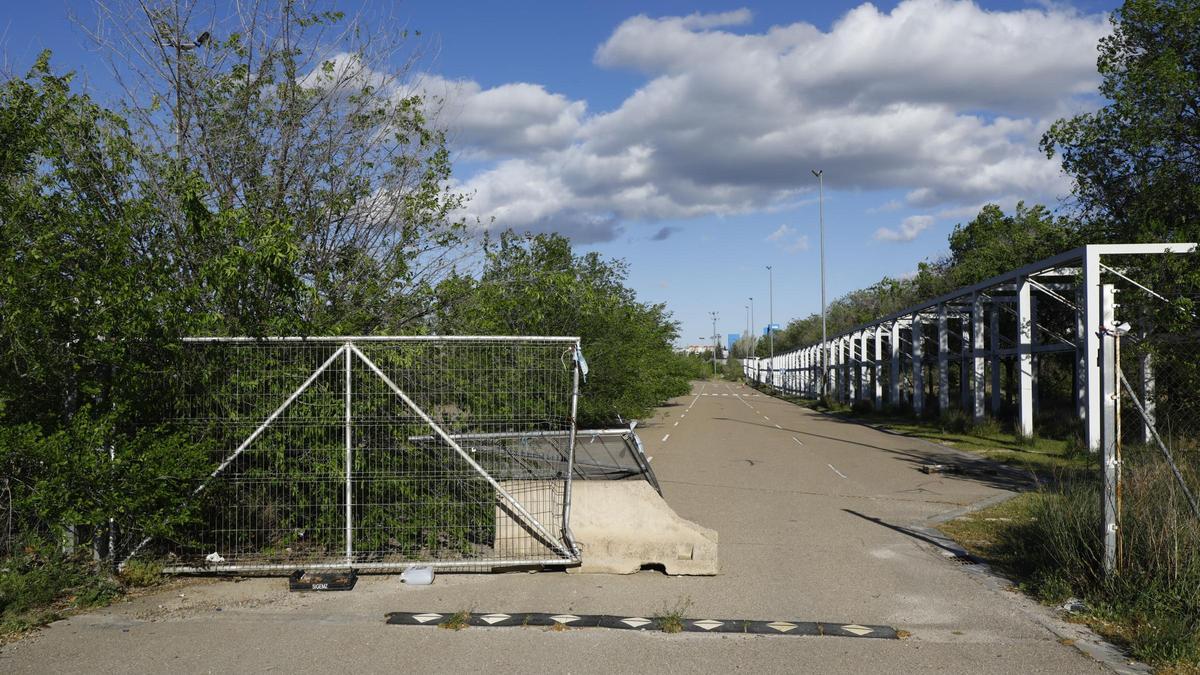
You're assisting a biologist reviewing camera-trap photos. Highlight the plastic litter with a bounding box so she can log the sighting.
[401,565,435,585]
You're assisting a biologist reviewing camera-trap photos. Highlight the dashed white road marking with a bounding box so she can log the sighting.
[774,424,782,429]
[827,463,848,479]
[792,437,804,446]
[674,422,679,427]
[763,416,770,421]
[662,434,671,442]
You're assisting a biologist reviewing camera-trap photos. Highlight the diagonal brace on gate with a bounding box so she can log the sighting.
[348,344,574,560]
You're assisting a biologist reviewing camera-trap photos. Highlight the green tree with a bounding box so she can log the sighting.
[943,203,1083,287]
[1041,0,1200,242]
[94,0,468,334]
[435,232,693,425]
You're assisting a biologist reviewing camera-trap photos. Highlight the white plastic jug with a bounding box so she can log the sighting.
[400,565,435,585]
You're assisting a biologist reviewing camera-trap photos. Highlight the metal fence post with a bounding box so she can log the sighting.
[563,341,582,554]
[1100,284,1118,575]
[345,343,353,565]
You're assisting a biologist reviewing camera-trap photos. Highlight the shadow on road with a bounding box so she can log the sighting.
[711,415,1036,495]
[841,508,967,557]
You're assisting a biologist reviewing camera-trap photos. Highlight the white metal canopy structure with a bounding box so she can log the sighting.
[743,242,1197,574]
[744,243,1195,452]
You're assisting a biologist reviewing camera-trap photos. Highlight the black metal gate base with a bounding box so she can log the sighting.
[385,612,898,638]
[288,569,357,591]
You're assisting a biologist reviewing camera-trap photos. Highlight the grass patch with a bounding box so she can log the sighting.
[939,452,1200,670]
[438,609,471,631]
[654,596,693,634]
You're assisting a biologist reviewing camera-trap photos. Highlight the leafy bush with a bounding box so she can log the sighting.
[0,544,122,634]
[118,560,163,588]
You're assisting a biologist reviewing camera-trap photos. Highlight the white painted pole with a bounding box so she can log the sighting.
[890,321,902,406]
[848,333,859,402]
[912,316,925,416]
[873,325,884,410]
[860,331,870,404]
[972,296,986,423]
[1017,277,1035,437]
[938,304,950,414]
[345,344,353,564]
[1141,349,1155,444]
[1085,246,1103,452]
[960,313,971,413]
[1100,284,1118,574]
[991,301,1002,415]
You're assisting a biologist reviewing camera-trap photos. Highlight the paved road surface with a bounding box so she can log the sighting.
[1,381,1125,674]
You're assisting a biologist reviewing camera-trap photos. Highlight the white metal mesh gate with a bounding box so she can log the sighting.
[129,336,583,573]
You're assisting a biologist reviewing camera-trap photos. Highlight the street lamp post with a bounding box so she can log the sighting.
[157,30,210,160]
[812,169,827,398]
[744,304,749,356]
[707,311,720,377]
[767,265,774,381]
[749,297,755,355]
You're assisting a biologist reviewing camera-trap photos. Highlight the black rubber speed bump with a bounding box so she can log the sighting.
[385,612,898,638]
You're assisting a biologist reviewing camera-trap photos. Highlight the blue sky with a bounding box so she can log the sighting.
[3,1,1121,346]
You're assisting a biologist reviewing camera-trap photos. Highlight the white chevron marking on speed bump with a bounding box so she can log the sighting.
[412,613,443,623]
[767,621,797,633]
[621,617,652,628]
[480,614,510,625]
[841,624,874,636]
[550,614,581,624]
[692,620,723,631]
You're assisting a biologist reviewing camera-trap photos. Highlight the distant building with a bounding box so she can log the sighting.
[728,333,741,353]
[681,344,709,355]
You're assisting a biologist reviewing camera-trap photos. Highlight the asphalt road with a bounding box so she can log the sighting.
[1,380,1127,674]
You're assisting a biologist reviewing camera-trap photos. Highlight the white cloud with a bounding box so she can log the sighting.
[418,75,585,157]
[766,224,794,242]
[766,224,810,253]
[875,215,935,242]
[440,1,1109,242]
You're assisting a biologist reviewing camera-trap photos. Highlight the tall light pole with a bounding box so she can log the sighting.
[156,29,211,160]
[749,297,755,355]
[744,304,750,356]
[812,169,828,398]
[708,311,720,376]
[766,265,775,362]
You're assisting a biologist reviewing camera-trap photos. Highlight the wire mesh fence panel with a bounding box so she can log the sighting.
[124,337,581,573]
[1110,254,1200,578]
